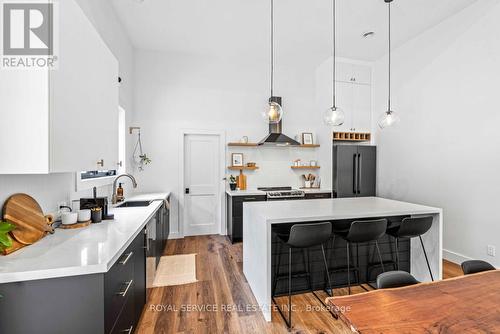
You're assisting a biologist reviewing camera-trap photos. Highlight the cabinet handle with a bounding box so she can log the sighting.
[245,197,257,200]
[97,159,104,167]
[121,325,134,334]
[117,161,123,167]
[117,280,133,297]
[119,252,134,266]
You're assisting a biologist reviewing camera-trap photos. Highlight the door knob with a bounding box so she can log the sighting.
[185,188,190,194]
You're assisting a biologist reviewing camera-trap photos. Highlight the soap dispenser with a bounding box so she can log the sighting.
[117,183,124,202]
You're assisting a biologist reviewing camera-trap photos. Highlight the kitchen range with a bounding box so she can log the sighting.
[226,186,332,243]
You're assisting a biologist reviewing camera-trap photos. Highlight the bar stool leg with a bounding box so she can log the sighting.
[321,244,333,297]
[395,237,400,270]
[419,236,434,281]
[346,242,351,295]
[375,241,385,273]
[272,241,282,296]
[287,247,292,328]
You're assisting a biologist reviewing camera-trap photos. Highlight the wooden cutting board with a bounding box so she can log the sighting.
[3,194,54,245]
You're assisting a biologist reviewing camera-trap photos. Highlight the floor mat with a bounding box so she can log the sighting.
[153,254,197,287]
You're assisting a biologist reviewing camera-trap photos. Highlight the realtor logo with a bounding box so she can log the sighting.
[1,1,58,69]
[3,3,53,55]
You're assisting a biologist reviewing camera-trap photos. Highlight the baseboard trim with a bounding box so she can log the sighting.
[443,249,472,265]
[168,232,183,240]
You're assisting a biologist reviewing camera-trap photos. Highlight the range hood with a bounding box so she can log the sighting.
[258,97,301,146]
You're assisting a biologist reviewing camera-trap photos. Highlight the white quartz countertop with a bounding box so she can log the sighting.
[226,189,332,196]
[226,189,267,196]
[0,193,169,284]
[244,197,441,224]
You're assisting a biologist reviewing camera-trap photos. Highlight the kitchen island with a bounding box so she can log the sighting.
[243,197,442,321]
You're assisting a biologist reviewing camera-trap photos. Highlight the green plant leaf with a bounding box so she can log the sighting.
[0,222,15,233]
[0,233,12,248]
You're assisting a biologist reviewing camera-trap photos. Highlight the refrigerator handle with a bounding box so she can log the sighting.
[353,154,358,194]
[357,153,362,194]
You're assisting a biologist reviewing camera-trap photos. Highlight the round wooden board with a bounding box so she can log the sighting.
[2,193,53,245]
[59,220,91,229]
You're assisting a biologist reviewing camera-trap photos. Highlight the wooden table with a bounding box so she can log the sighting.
[327,270,500,333]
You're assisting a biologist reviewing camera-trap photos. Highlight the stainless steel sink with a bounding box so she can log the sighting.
[116,200,152,208]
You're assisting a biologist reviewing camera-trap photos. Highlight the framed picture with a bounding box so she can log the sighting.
[302,133,314,145]
[231,153,244,167]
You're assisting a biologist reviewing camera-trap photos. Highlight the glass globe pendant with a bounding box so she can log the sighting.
[262,100,283,124]
[323,0,344,127]
[323,106,344,126]
[378,110,400,129]
[378,0,401,129]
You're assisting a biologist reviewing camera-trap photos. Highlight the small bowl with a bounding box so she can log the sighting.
[77,209,91,222]
[61,212,78,225]
[247,162,256,167]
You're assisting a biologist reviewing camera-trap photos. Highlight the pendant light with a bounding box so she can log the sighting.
[262,0,283,124]
[378,0,400,129]
[323,0,344,126]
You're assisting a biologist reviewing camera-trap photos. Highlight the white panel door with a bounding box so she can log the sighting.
[184,134,221,236]
[335,81,353,132]
[352,84,372,133]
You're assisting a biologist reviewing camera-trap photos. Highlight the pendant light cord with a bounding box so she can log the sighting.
[332,0,336,108]
[388,1,392,112]
[270,0,274,98]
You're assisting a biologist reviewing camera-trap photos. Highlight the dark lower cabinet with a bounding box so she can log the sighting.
[0,231,147,334]
[304,192,332,200]
[227,195,267,243]
[226,193,332,243]
[153,200,170,265]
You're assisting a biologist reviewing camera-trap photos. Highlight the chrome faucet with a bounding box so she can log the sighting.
[112,174,138,204]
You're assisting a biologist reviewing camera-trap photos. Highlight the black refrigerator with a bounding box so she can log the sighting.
[333,145,376,198]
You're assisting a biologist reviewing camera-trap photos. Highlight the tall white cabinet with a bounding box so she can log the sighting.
[0,0,119,174]
[316,60,372,133]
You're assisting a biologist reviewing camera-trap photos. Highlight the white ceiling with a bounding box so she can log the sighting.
[111,0,477,62]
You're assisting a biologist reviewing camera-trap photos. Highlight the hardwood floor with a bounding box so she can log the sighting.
[136,235,462,334]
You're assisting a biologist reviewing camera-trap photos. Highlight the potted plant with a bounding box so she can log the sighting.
[0,221,15,254]
[138,154,152,171]
[229,175,237,191]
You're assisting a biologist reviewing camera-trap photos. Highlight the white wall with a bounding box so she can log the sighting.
[133,49,336,237]
[374,0,500,266]
[0,0,134,213]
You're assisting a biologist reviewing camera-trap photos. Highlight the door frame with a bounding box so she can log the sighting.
[178,129,226,238]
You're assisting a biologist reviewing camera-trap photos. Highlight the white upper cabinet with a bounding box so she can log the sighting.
[336,62,372,85]
[316,60,372,133]
[0,0,118,174]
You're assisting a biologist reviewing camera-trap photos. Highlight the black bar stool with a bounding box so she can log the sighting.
[272,222,333,328]
[332,219,387,294]
[386,216,434,281]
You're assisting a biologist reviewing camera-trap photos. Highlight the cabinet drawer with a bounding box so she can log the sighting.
[105,247,136,333]
[232,196,266,217]
[304,193,332,200]
[110,284,135,334]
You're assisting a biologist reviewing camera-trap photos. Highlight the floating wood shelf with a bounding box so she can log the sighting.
[228,143,259,147]
[227,166,259,171]
[333,132,371,142]
[291,166,320,170]
[228,143,320,148]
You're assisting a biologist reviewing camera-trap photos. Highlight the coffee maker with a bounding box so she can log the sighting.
[80,187,114,220]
